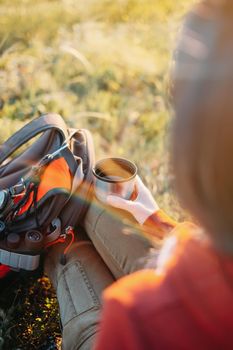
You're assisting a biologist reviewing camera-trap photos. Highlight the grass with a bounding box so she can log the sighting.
[0,0,195,348]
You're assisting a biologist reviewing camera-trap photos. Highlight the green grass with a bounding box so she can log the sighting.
[0,0,194,348]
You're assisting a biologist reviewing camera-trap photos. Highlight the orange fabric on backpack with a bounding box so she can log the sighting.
[18,157,72,215]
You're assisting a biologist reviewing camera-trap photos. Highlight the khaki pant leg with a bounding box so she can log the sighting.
[45,231,115,350]
[84,197,154,279]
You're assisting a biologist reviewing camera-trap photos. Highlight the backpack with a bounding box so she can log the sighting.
[0,113,95,272]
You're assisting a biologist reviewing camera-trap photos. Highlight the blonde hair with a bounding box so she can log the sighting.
[171,1,233,250]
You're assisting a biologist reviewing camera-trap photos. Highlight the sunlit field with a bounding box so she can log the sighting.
[0,0,194,348]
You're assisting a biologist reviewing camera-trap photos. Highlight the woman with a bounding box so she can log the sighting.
[46,1,233,349]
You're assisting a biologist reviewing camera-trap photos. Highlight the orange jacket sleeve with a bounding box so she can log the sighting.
[94,270,161,350]
[142,209,177,239]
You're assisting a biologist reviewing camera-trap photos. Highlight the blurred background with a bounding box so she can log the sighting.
[0,0,194,348]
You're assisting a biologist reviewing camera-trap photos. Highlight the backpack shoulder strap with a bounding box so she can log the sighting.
[0,113,68,164]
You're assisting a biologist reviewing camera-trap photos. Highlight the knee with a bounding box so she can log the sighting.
[62,309,100,350]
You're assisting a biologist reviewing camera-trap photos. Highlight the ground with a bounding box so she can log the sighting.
[0,0,194,348]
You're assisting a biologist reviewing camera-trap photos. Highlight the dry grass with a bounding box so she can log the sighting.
[0,0,195,348]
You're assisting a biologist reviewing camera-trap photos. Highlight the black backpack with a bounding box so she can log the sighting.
[0,114,95,271]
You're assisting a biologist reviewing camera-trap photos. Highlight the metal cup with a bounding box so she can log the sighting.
[92,157,137,203]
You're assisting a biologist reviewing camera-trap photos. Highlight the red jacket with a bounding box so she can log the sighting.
[95,219,233,350]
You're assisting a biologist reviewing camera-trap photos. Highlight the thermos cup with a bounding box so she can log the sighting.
[92,157,137,203]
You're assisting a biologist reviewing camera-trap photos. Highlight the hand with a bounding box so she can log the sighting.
[107,175,159,225]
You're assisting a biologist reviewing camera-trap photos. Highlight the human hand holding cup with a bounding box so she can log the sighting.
[92,157,159,224]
